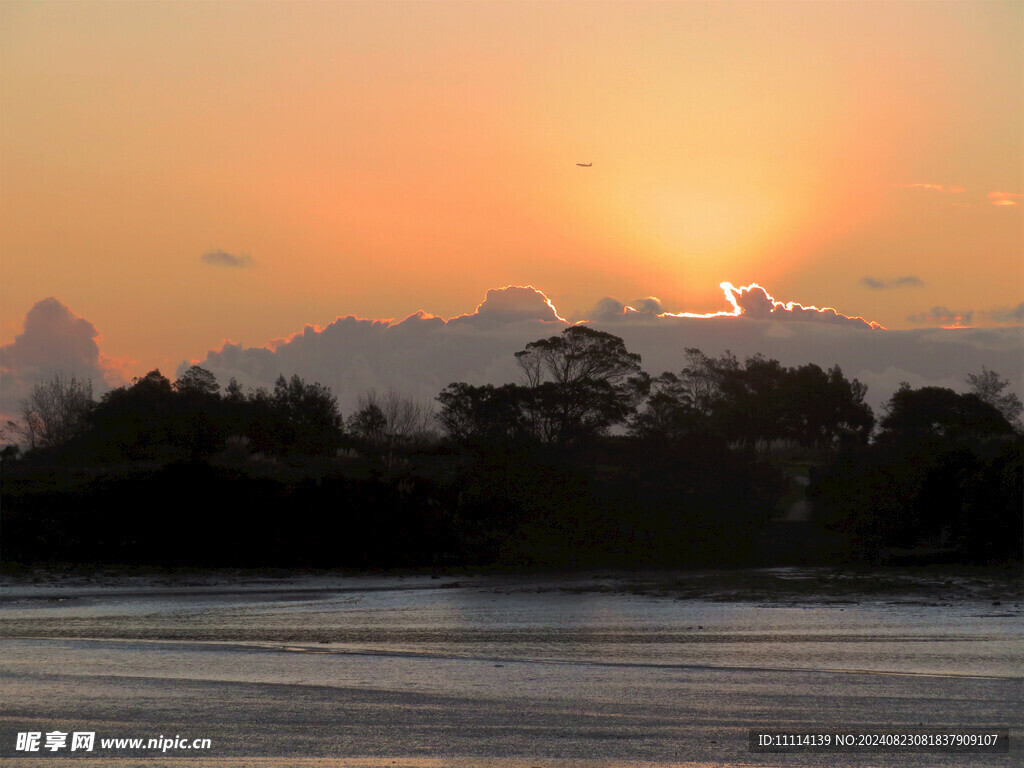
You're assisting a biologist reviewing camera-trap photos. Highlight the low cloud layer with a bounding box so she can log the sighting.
[185,284,1021,418]
[3,286,1019,432]
[201,249,255,268]
[860,275,925,290]
[588,296,666,322]
[0,298,127,421]
[584,283,881,329]
[719,283,883,328]
[908,302,1024,328]
[992,303,1024,323]
[907,306,975,327]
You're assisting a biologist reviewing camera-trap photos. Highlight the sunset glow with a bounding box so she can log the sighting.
[3,6,1022,760]
[659,282,885,329]
[1,0,1020,390]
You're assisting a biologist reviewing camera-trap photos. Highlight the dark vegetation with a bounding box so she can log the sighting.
[2,328,1021,571]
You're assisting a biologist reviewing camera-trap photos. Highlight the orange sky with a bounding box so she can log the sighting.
[2,0,1021,377]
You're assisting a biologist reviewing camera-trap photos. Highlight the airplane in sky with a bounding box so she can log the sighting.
[576,162,592,167]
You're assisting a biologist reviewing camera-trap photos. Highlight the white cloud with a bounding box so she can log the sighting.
[860,275,925,290]
[191,287,566,414]
[449,285,566,325]
[0,298,127,421]
[585,296,665,322]
[185,285,1023,418]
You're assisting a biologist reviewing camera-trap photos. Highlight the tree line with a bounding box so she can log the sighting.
[2,326,1021,569]
[5,324,1020,460]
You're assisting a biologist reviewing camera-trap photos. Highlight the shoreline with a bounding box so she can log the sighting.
[3,564,1021,608]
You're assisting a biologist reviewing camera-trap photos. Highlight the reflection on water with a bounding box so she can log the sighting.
[2,568,1021,678]
[1,569,1020,767]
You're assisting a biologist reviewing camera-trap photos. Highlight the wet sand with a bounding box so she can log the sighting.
[1,569,1021,766]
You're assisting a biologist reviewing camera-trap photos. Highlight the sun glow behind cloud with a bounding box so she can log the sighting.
[4,284,1021,430]
[1,1,1020,372]
[654,282,885,329]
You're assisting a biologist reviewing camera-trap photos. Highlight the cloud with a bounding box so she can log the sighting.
[181,282,1024,423]
[907,306,975,328]
[0,298,127,422]
[987,192,1022,207]
[450,285,565,325]
[894,183,967,194]
[992,303,1024,323]
[893,276,925,288]
[894,184,1023,208]
[907,302,1024,329]
[191,287,573,415]
[585,296,665,322]
[201,249,255,268]
[660,283,884,329]
[600,321,1022,417]
[9,285,1006,434]
[860,275,925,290]
[630,297,664,315]
[583,283,881,328]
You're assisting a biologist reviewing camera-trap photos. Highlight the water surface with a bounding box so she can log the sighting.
[1,568,1020,766]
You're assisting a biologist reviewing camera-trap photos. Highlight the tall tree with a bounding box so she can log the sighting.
[513,326,647,445]
[653,351,873,449]
[270,374,344,456]
[966,367,1022,429]
[346,400,388,448]
[89,370,176,459]
[6,374,94,449]
[628,372,699,440]
[780,363,874,448]
[436,383,533,446]
[171,365,224,456]
[679,347,737,420]
[878,384,1015,443]
[174,365,220,397]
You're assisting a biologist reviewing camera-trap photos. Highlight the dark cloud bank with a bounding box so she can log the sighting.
[201,249,254,268]
[860,275,925,290]
[187,284,1022,416]
[3,286,1021,421]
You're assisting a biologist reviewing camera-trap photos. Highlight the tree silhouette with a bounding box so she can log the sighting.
[878,384,1015,443]
[717,353,787,445]
[90,370,177,459]
[5,374,94,449]
[650,351,873,450]
[514,326,647,445]
[270,374,344,456]
[170,366,224,456]
[966,367,1022,429]
[436,382,533,446]
[174,365,220,396]
[348,389,436,450]
[779,363,874,448]
[346,401,388,448]
[224,377,245,401]
[680,347,737,421]
[628,372,700,440]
